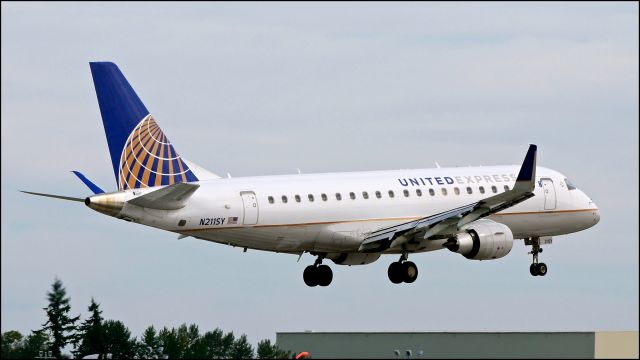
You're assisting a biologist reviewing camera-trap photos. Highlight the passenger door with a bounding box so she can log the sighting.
[541,179,556,210]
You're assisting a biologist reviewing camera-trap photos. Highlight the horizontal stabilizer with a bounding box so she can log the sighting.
[21,191,84,202]
[72,171,105,194]
[127,182,199,210]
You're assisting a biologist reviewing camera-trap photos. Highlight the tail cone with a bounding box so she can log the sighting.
[85,192,125,217]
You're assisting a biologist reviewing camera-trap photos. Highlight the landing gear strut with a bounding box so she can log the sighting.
[388,252,418,284]
[528,237,547,276]
[303,256,333,287]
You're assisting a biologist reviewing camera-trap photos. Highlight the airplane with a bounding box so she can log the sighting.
[23,62,600,287]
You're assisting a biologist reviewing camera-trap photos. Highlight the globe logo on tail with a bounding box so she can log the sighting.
[118,115,197,190]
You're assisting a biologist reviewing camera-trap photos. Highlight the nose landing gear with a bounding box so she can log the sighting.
[303,256,333,287]
[528,237,547,276]
[388,252,418,284]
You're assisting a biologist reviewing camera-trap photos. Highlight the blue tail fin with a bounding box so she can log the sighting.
[89,62,198,191]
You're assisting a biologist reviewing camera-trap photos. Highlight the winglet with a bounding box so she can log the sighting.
[72,171,105,194]
[514,144,537,190]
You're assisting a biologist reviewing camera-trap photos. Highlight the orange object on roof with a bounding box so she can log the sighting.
[295,351,310,359]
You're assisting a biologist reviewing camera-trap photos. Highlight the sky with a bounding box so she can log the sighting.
[2,1,638,348]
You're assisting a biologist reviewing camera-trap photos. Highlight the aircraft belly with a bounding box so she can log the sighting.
[184,219,409,253]
[189,227,309,252]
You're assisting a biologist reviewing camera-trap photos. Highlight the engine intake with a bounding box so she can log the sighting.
[445,219,513,260]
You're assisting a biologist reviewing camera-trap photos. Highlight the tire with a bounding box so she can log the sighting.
[317,265,333,287]
[303,265,318,287]
[536,263,547,276]
[530,264,538,276]
[402,261,418,283]
[388,262,403,284]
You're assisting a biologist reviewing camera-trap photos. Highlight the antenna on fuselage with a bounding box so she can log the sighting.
[434,162,441,168]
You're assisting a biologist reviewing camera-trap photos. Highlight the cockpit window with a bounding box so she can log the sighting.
[565,178,577,190]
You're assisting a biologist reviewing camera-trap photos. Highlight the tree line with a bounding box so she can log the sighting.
[1,278,291,359]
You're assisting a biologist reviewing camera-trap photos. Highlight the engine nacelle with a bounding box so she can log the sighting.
[327,252,381,266]
[446,219,514,260]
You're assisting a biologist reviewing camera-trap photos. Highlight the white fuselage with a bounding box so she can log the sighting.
[115,165,599,256]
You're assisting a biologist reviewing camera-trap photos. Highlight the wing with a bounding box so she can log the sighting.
[358,144,537,253]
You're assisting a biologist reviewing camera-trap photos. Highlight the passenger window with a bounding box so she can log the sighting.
[491,185,497,193]
[321,193,327,201]
[504,185,509,192]
[454,187,460,195]
[416,189,422,197]
[335,193,342,201]
[375,191,382,199]
[268,196,274,204]
[479,186,485,194]
[295,195,301,203]
[349,192,356,200]
[281,195,288,203]
[429,188,435,196]
[388,190,395,198]
[466,187,472,194]
[308,194,314,202]
[362,191,369,199]
[403,189,410,197]
[441,188,447,196]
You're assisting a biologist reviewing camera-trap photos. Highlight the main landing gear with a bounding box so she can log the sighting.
[388,252,418,284]
[528,237,548,277]
[303,256,333,287]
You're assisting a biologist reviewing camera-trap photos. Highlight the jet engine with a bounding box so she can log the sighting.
[327,253,381,265]
[445,219,514,260]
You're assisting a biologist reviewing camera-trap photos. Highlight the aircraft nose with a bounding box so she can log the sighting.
[589,198,600,225]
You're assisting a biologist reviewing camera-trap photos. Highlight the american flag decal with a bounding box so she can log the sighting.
[228,216,238,225]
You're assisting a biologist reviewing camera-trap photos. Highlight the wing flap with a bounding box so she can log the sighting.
[127,182,199,210]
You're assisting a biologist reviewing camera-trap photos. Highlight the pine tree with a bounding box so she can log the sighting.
[1,330,24,358]
[74,298,105,358]
[220,331,235,358]
[20,330,51,359]
[41,278,80,359]
[102,320,136,358]
[230,334,254,359]
[194,328,225,359]
[138,325,163,358]
[182,324,201,358]
[158,326,182,359]
[257,339,292,359]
